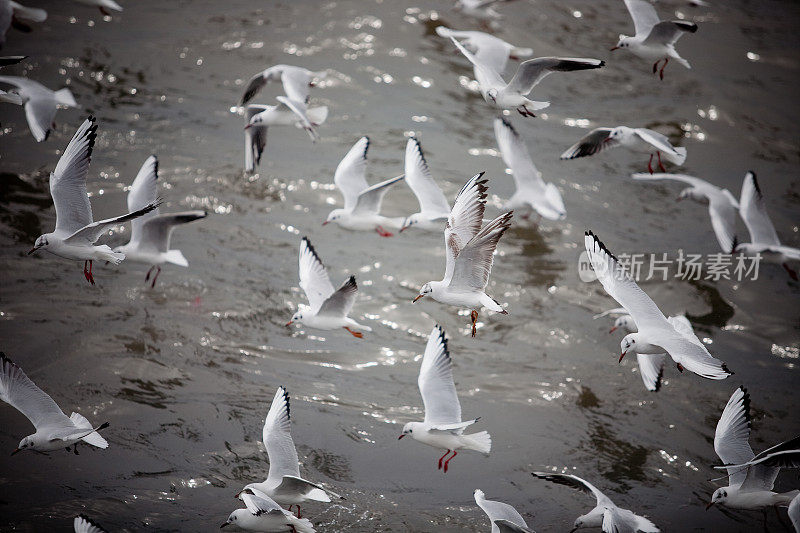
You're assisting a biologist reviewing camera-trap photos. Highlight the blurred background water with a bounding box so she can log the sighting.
[0,0,798,531]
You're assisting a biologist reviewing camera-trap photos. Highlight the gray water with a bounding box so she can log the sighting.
[0,0,799,531]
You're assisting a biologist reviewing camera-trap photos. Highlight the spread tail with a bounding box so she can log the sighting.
[465,430,492,454]
[54,88,78,107]
[305,487,331,503]
[289,516,316,533]
[667,146,687,166]
[306,105,329,126]
[98,246,125,264]
[164,249,189,267]
[70,412,109,449]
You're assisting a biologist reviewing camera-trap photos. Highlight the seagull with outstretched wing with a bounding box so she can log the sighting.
[0,75,77,142]
[223,487,315,532]
[399,136,451,233]
[474,489,534,533]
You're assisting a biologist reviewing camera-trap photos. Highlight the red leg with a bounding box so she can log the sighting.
[676,363,684,373]
[647,153,654,174]
[657,151,666,172]
[470,309,478,338]
[375,225,393,237]
[344,327,363,338]
[443,450,457,473]
[438,449,451,470]
[145,265,154,282]
[295,505,302,518]
[150,266,161,288]
[659,57,669,80]
[83,261,91,283]
[87,260,95,285]
[652,59,660,74]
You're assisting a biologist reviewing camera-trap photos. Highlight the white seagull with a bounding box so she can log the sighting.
[631,173,738,253]
[560,126,686,174]
[0,0,46,46]
[286,237,372,338]
[413,173,511,337]
[0,75,78,142]
[494,116,565,221]
[708,386,800,511]
[531,472,659,532]
[605,312,698,392]
[223,487,315,533]
[584,231,732,380]
[449,36,604,117]
[435,26,532,74]
[735,171,800,280]
[113,155,207,287]
[398,325,492,473]
[474,489,533,533]
[239,65,326,106]
[243,101,328,173]
[611,0,698,79]
[27,117,159,284]
[0,353,109,455]
[323,136,405,236]
[236,387,342,516]
[399,136,451,233]
[74,514,107,533]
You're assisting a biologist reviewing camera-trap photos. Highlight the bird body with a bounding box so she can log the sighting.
[0,0,46,46]
[224,488,315,532]
[561,126,686,173]
[0,75,77,142]
[240,65,326,106]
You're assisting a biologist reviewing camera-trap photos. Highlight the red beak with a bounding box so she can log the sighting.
[27,247,37,255]
[609,327,617,334]
[610,46,620,51]
[285,321,293,327]
[322,220,329,226]
[619,351,627,363]
[412,295,423,303]
[10,448,21,456]
[705,502,714,510]
[398,434,405,440]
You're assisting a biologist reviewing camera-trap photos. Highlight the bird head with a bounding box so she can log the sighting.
[486,88,498,104]
[286,311,303,327]
[398,422,416,439]
[610,315,633,334]
[413,283,433,303]
[619,334,637,362]
[12,436,33,455]
[610,35,631,51]
[707,488,727,509]
[28,234,49,255]
[323,209,344,226]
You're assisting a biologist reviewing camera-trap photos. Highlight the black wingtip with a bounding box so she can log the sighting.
[746,171,762,198]
[346,275,357,289]
[675,20,699,33]
[97,422,110,430]
[77,514,106,531]
[362,136,370,159]
[302,237,326,268]
[499,115,517,135]
[585,230,620,263]
[730,235,739,255]
[738,385,751,426]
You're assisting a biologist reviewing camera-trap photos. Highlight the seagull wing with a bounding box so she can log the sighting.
[494,117,544,193]
[602,507,637,533]
[298,237,335,313]
[643,20,698,46]
[531,472,615,508]
[64,201,161,245]
[240,71,269,105]
[790,494,800,533]
[494,519,535,533]
[0,353,71,432]
[273,475,341,502]
[0,75,54,141]
[136,211,206,255]
[444,173,488,283]
[714,386,755,488]
[73,514,108,533]
[316,276,358,318]
[505,57,604,96]
[50,116,96,235]
[449,211,513,291]
[419,325,461,426]
[738,436,800,493]
[623,0,661,37]
[474,491,528,530]
[280,67,312,105]
[593,307,628,319]
[276,95,317,141]
[632,128,681,157]
[263,387,301,484]
[241,488,285,518]
[244,105,271,173]
[636,353,666,392]
[739,171,780,246]
[334,137,370,211]
[351,174,405,216]
[449,36,505,89]
[559,128,618,160]
[127,155,160,243]
[404,136,450,216]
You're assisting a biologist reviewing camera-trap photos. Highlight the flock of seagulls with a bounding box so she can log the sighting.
[1,0,798,531]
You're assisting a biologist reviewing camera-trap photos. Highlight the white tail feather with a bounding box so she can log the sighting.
[289,516,316,533]
[164,249,189,267]
[54,88,78,107]
[465,430,492,454]
[305,488,331,502]
[306,106,329,126]
[70,412,108,449]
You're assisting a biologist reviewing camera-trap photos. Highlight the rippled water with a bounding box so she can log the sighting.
[1,0,799,531]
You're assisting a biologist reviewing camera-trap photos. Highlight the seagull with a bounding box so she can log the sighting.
[0,0,46,47]
[584,231,732,380]
[605,312,697,392]
[474,489,533,533]
[560,127,686,174]
[494,117,565,222]
[27,117,160,285]
[0,75,78,142]
[531,472,659,532]
[398,325,492,473]
[435,26,532,74]
[286,237,372,338]
[239,65,326,106]
[113,155,207,288]
[74,514,107,533]
[0,353,109,455]
[399,136,451,233]
[631,173,738,253]
[243,101,328,174]
[735,171,800,280]
[452,0,516,21]
[236,387,343,517]
[323,136,405,236]
[71,0,122,16]
[413,173,511,337]
[592,307,628,320]
[708,386,800,511]
[449,36,604,117]
[611,0,698,79]
[223,487,316,532]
